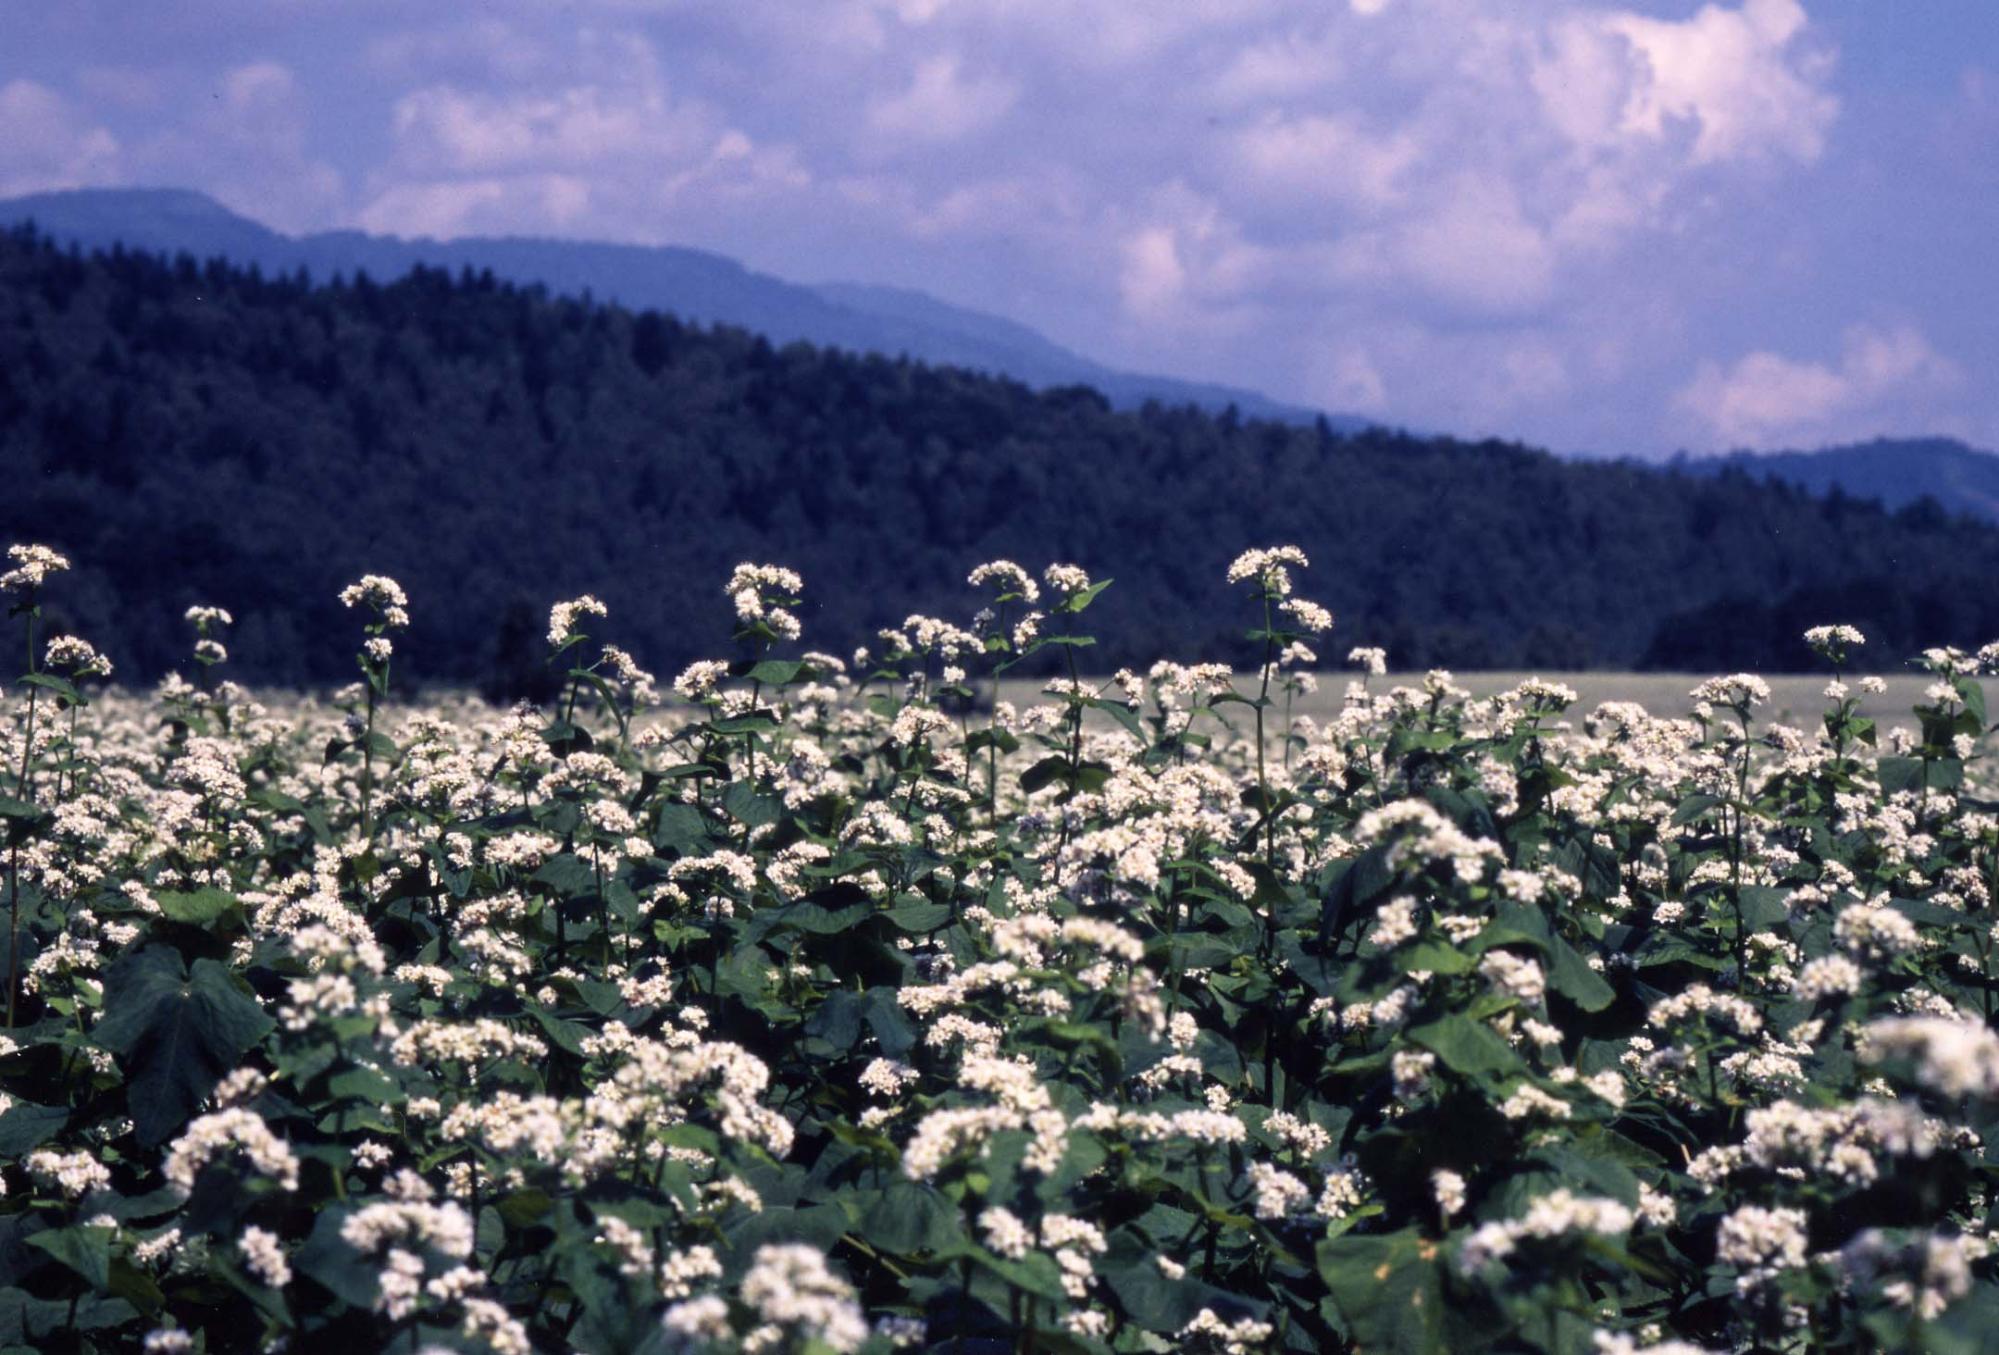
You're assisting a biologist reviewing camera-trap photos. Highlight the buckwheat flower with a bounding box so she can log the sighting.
[44,635,111,677]
[338,574,409,625]
[341,1201,476,1259]
[1316,1159,1366,1219]
[968,560,1040,603]
[25,1148,112,1198]
[239,1226,292,1287]
[1794,954,1863,1001]
[738,1244,867,1353]
[1392,1049,1437,1100]
[1860,675,1888,694]
[1804,624,1866,663]
[1042,562,1090,595]
[1480,950,1546,1004]
[1501,1084,1572,1121]
[875,1315,929,1348]
[1689,674,1770,711]
[1716,1205,1808,1292]
[1348,646,1387,676]
[194,638,228,664]
[547,595,608,649]
[673,659,729,702]
[1840,1229,1989,1319]
[1227,545,1309,588]
[1261,1111,1331,1157]
[1368,896,1419,948]
[1179,1307,1276,1354]
[858,1058,919,1098]
[0,543,69,592]
[1247,1161,1312,1219]
[1280,597,1333,633]
[140,1330,194,1354]
[661,1294,731,1343]
[1861,1015,1999,1098]
[163,1108,300,1192]
[1835,902,1922,960]
[1591,1334,1722,1355]
[1433,1168,1467,1218]
[363,636,393,663]
[1637,1183,1677,1227]
[979,1206,1034,1258]
[185,604,233,628]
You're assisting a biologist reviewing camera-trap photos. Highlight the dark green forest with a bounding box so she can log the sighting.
[4,224,1996,689]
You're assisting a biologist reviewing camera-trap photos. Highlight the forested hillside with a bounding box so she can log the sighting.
[5,225,1997,687]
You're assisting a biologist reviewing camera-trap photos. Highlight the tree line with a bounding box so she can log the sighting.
[4,224,1996,690]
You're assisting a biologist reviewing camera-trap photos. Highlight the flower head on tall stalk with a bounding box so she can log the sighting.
[1807,624,1868,758]
[338,575,409,842]
[968,561,1042,819]
[1,544,69,1028]
[40,635,110,802]
[723,564,804,784]
[1227,547,1331,869]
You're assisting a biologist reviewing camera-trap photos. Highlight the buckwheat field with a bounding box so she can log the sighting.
[5,540,1999,1355]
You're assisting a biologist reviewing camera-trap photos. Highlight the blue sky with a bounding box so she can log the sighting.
[3,0,1994,456]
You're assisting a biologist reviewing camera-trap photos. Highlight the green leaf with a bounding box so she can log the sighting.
[94,948,275,1146]
[743,659,808,686]
[709,713,780,736]
[292,1209,377,1308]
[18,672,81,705]
[1546,936,1615,1012]
[26,1226,110,1291]
[1879,755,1962,794]
[885,899,951,932]
[1670,793,1727,827]
[1019,756,1070,795]
[1408,1014,1525,1081]
[861,1181,961,1255]
[1058,578,1114,613]
[153,888,239,927]
[722,779,782,828]
[1317,1228,1464,1355]
[1399,941,1475,976]
[532,852,597,897]
[0,1102,67,1156]
[654,802,712,854]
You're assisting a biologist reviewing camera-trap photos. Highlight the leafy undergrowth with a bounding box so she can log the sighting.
[2,545,1999,1354]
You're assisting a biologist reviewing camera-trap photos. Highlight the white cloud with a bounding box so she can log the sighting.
[1332,174,1558,316]
[1233,113,1417,210]
[0,80,121,198]
[122,61,343,233]
[359,31,808,242]
[1675,323,1962,447]
[866,54,1017,146]
[1567,0,1831,164]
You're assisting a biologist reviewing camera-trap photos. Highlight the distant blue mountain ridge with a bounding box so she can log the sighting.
[1670,438,1999,526]
[0,186,1358,429]
[9,188,1994,520]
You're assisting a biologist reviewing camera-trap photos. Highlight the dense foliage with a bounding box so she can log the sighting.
[8,227,1999,688]
[6,544,1999,1353]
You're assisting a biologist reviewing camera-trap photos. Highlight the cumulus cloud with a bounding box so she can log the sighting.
[119,61,344,232]
[19,0,1978,453]
[865,55,1017,147]
[0,80,121,198]
[1601,0,1836,164]
[357,29,807,242]
[1675,324,1963,448]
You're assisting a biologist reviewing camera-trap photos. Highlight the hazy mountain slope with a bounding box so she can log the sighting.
[6,224,1999,686]
[0,186,1342,426]
[1673,438,1999,524]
